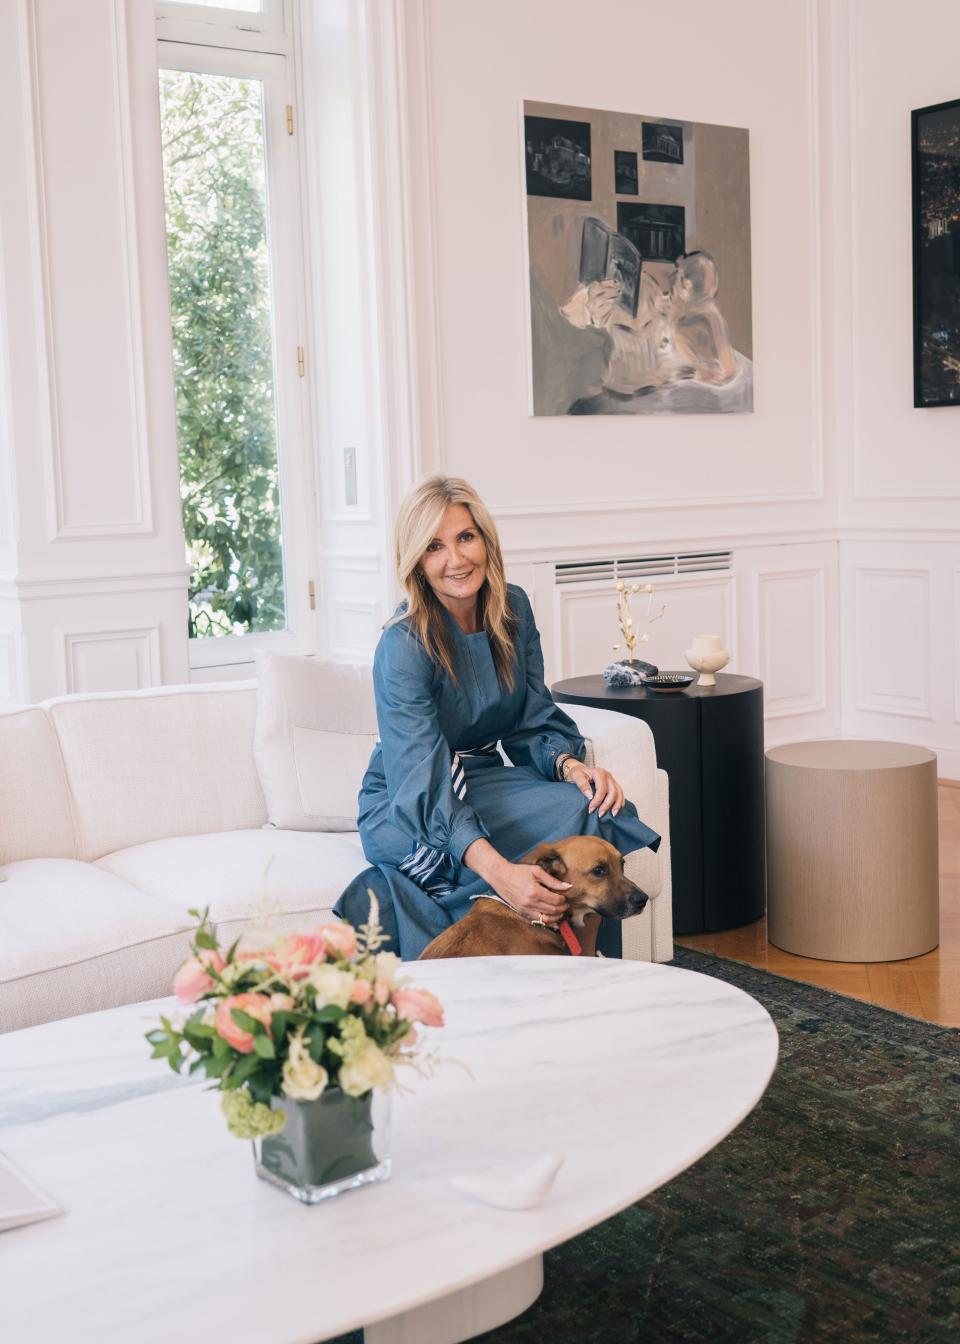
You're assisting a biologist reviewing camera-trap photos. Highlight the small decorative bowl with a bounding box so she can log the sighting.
[643,673,695,693]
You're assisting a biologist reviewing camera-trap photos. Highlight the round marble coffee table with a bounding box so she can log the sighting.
[0,958,777,1344]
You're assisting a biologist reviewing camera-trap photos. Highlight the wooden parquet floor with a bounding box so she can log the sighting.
[675,780,960,1026]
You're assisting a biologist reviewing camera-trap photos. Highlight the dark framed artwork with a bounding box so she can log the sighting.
[616,202,686,262]
[614,149,638,194]
[642,122,684,165]
[912,97,960,406]
[524,115,592,201]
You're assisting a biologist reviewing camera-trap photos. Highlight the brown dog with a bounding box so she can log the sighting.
[418,835,648,959]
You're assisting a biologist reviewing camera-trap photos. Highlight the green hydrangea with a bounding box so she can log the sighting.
[336,1014,368,1065]
[220,1087,286,1139]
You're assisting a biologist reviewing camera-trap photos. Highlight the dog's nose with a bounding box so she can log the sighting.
[627,886,649,913]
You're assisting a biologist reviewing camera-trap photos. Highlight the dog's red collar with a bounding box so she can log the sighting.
[557,917,582,956]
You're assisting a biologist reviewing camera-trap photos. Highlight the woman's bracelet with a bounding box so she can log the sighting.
[557,754,580,782]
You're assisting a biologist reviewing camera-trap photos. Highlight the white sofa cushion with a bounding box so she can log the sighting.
[96,828,369,926]
[253,654,378,831]
[0,859,193,1032]
[0,707,76,864]
[45,683,267,861]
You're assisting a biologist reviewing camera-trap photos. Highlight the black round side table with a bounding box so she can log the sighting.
[552,673,766,935]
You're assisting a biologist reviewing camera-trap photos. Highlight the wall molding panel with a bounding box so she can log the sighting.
[318,551,383,575]
[327,598,381,663]
[854,566,932,720]
[28,0,154,540]
[489,484,827,521]
[754,566,827,718]
[60,623,161,694]
[0,570,190,603]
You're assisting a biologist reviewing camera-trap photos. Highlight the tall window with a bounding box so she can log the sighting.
[156,3,311,665]
[159,69,285,638]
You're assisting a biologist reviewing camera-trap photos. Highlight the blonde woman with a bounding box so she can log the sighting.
[334,476,660,958]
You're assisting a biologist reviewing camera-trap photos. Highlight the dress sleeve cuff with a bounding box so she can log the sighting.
[449,814,490,866]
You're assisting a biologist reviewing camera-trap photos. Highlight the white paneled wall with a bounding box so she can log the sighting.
[0,0,189,701]
[840,540,960,776]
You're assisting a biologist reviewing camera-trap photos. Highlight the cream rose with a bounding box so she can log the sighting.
[309,964,355,1011]
[281,1031,329,1101]
[338,1038,394,1097]
[373,951,401,984]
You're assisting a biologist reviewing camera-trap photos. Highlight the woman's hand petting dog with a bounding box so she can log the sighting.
[491,859,571,924]
[563,764,624,817]
[464,838,571,924]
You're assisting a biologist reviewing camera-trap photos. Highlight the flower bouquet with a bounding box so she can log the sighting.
[146,900,444,1203]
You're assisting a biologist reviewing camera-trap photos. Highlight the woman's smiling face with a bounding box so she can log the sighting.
[418,503,488,612]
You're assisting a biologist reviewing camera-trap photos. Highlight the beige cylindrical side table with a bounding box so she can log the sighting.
[766,740,939,962]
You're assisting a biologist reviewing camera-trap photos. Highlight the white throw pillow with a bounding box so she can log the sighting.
[254,653,378,831]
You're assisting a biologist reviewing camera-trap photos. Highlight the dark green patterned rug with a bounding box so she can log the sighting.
[332,948,960,1344]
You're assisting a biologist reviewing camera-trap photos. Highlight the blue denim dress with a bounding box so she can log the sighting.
[334,585,660,958]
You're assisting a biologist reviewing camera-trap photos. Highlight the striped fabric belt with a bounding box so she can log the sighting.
[398,741,498,897]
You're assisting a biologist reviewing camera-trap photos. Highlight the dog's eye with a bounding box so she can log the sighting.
[590,865,608,877]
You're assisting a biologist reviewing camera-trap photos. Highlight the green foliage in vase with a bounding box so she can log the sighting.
[159,69,285,638]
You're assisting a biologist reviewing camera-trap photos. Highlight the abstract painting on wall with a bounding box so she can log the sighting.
[523,100,753,416]
[912,97,960,407]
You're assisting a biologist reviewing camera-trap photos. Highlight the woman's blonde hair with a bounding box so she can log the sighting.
[390,475,517,688]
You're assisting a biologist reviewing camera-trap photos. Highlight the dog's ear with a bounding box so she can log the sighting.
[536,849,568,878]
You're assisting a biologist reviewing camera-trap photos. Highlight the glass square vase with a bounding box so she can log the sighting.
[253,1087,392,1203]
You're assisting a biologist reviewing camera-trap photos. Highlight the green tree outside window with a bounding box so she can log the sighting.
[159,68,286,638]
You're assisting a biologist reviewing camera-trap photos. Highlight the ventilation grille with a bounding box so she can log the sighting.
[554,550,732,586]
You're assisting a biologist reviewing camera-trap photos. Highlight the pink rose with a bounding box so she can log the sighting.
[349,980,373,1006]
[319,923,358,961]
[264,934,326,980]
[215,992,278,1053]
[374,978,391,1006]
[234,947,269,966]
[392,987,444,1028]
[172,950,225,1004]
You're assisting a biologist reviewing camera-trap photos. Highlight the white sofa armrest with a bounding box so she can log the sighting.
[566,702,657,801]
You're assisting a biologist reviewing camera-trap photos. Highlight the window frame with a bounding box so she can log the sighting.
[156,37,315,669]
[156,1,287,45]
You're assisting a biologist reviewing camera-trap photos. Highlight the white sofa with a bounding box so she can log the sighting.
[0,680,672,1033]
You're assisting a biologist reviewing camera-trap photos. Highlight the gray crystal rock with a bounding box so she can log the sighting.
[602,659,658,687]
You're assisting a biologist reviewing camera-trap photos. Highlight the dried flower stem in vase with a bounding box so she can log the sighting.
[612,581,666,662]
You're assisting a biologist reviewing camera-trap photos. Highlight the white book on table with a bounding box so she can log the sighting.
[0,1150,63,1232]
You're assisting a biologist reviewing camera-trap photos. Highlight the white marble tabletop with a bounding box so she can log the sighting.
[0,957,777,1343]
